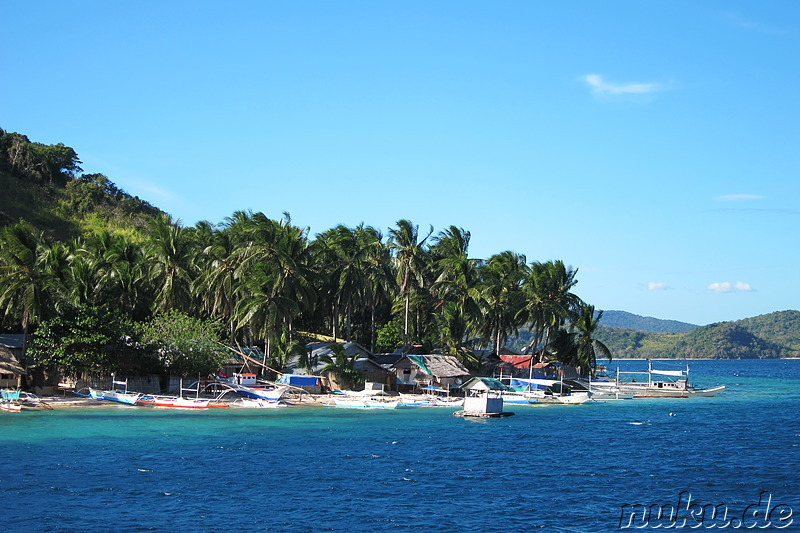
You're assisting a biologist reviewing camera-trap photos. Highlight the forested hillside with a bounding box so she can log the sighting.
[1,128,616,380]
[595,311,800,359]
[598,310,697,333]
[0,128,163,241]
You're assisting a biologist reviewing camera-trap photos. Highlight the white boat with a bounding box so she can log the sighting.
[204,376,289,402]
[0,390,23,412]
[538,391,592,404]
[326,396,404,409]
[137,380,226,409]
[137,395,213,409]
[614,361,726,398]
[1,389,53,410]
[506,378,591,404]
[498,391,541,405]
[0,400,22,412]
[400,386,464,407]
[80,376,142,405]
[232,398,285,409]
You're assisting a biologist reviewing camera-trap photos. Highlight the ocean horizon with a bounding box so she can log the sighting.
[1,359,798,532]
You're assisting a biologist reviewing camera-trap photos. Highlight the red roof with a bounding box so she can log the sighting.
[499,355,534,369]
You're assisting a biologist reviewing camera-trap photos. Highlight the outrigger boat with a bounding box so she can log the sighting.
[326,396,404,409]
[613,360,726,398]
[0,389,22,412]
[400,386,464,407]
[505,378,592,404]
[137,380,226,409]
[231,398,286,409]
[76,376,141,405]
[201,377,289,404]
[1,389,53,410]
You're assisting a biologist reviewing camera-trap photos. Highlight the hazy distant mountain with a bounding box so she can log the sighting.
[598,310,698,333]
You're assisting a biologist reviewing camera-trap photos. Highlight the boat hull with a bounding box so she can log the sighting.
[89,388,141,405]
[327,398,403,409]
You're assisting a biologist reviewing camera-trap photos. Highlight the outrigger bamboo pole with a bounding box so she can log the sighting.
[215,342,312,400]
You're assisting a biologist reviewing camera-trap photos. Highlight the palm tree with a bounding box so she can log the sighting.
[572,304,612,376]
[473,251,528,356]
[520,260,583,366]
[269,329,308,372]
[0,223,60,352]
[194,225,240,342]
[388,219,433,348]
[357,226,394,352]
[145,215,197,313]
[233,264,299,367]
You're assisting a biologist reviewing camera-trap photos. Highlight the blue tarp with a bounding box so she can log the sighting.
[277,374,320,387]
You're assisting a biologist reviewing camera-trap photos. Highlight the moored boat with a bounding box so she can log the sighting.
[77,376,141,405]
[325,396,404,409]
[614,360,726,398]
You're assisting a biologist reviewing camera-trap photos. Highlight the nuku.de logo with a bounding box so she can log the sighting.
[618,491,794,529]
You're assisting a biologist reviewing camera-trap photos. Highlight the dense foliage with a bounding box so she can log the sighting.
[0,128,162,241]
[11,127,793,381]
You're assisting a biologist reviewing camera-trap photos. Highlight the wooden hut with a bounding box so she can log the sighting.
[0,345,25,389]
[392,354,472,392]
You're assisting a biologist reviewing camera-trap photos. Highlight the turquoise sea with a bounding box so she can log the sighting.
[1,359,799,532]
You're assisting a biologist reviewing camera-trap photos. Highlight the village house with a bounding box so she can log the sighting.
[392,354,472,392]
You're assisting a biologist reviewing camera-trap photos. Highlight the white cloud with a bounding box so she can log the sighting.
[735,281,753,292]
[583,74,664,95]
[714,194,764,201]
[708,281,754,293]
[648,281,669,290]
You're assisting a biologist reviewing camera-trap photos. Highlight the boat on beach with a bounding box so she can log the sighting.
[1,389,53,410]
[76,376,141,405]
[231,398,286,409]
[0,389,23,412]
[136,380,226,409]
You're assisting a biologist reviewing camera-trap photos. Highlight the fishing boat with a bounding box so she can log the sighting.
[400,386,464,407]
[325,394,404,409]
[0,389,23,412]
[614,360,726,398]
[136,380,220,409]
[77,376,141,405]
[505,378,592,404]
[232,398,286,409]
[0,400,22,412]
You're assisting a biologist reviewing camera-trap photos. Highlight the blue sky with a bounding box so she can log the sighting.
[2,1,798,326]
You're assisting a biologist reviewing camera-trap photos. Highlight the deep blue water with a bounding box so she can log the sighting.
[1,359,799,532]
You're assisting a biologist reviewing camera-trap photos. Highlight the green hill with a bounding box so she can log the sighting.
[734,310,800,351]
[0,128,164,241]
[595,311,800,359]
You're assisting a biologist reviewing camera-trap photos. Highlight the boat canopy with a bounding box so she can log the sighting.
[277,374,321,387]
[650,369,687,377]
